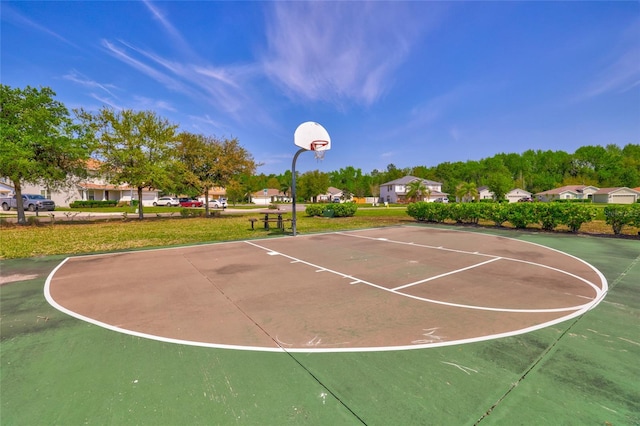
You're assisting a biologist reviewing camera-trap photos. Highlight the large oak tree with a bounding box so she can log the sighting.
[0,85,93,224]
[174,132,257,215]
[76,108,178,220]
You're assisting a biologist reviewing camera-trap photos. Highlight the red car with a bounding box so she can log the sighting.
[179,198,203,207]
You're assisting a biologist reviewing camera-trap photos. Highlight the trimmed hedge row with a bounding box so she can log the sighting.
[305,202,358,217]
[69,200,118,208]
[405,201,616,233]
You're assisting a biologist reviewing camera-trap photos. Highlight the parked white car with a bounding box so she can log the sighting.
[209,198,227,208]
[154,197,180,206]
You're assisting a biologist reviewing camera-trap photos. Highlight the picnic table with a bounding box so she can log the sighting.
[249,211,289,230]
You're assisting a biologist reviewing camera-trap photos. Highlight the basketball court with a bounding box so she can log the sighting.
[45,226,607,353]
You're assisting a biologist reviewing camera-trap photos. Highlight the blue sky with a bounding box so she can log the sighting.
[2,1,639,175]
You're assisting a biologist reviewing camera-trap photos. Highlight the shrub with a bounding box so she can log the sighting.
[561,204,596,233]
[533,203,565,231]
[331,202,358,217]
[406,202,448,222]
[448,203,465,223]
[458,203,482,224]
[631,204,640,228]
[305,204,324,217]
[482,203,509,227]
[604,205,637,235]
[506,203,537,229]
[69,200,118,208]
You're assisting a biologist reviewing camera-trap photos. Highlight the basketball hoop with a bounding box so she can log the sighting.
[292,122,331,236]
[311,140,329,161]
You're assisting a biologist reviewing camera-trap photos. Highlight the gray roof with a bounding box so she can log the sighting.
[381,176,442,186]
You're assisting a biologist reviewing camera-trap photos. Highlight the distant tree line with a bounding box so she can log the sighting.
[251,144,640,200]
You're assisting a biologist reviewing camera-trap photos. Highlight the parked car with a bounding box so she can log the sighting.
[0,194,56,211]
[154,197,180,207]
[209,198,227,208]
[179,197,203,208]
[518,197,533,202]
[434,197,449,203]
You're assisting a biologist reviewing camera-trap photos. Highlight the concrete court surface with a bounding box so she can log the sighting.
[1,225,638,425]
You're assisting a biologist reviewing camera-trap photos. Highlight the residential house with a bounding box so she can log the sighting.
[0,178,13,197]
[535,185,599,202]
[198,187,227,204]
[250,188,289,206]
[317,187,350,203]
[15,159,160,207]
[477,186,494,200]
[379,176,447,203]
[592,187,640,204]
[506,188,532,203]
[468,186,531,202]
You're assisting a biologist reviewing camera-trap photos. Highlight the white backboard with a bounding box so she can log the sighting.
[294,122,331,151]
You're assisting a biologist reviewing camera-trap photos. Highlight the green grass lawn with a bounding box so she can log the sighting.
[1,205,637,259]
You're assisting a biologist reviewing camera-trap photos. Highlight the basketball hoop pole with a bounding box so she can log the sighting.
[291,121,330,236]
[291,147,306,236]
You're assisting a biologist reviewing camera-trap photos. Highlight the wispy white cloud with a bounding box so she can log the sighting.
[102,39,189,94]
[578,18,640,100]
[63,70,119,98]
[132,96,176,112]
[581,47,640,99]
[142,0,197,59]
[261,2,431,106]
[188,114,227,131]
[1,4,78,48]
[88,93,123,111]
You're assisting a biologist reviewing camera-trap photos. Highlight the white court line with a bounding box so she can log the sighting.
[242,240,593,313]
[243,241,392,293]
[43,226,611,353]
[336,231,500,258]
[337,231,606,301]
[393,257,502,291]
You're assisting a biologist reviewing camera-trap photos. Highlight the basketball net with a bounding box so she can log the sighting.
[311,140,328,162]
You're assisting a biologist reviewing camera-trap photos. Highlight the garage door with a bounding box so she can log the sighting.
[611,194,636,204]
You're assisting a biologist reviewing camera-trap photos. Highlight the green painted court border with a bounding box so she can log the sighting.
[1,227,639,425]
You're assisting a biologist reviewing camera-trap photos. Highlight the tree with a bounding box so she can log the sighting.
[298,170,330,202]
[486,173,513,202]
[175,132,257,215]
[455,181,478,202]
[224,179,245,205]
[406,179,430,202]
[76,108,178,220]
[0,85,93,224]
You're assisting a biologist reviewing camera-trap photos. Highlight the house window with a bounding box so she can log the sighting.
[40,189,51,198]
[88,190,95,201]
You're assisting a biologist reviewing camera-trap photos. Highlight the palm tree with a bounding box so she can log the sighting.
[456,182,478,202]
[406,179,430,202]
[279,180,290,198]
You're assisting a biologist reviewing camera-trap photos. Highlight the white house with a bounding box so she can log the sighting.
[592,187,640,204]
[318,187,350,203]
[477,186,494,200]
[379,176,447,203]
[506,188,532,203]
[0,178,13,197]
[14,159,160,207]
[251,188,289,205]
[535,185,599,202]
